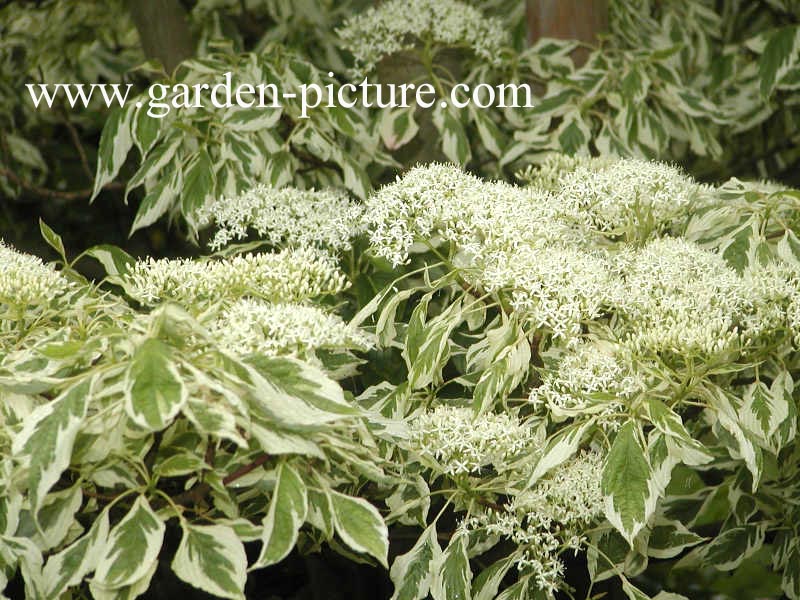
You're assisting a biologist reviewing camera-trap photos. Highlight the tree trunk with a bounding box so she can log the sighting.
[526,0,609,57]
[126,0,195,73]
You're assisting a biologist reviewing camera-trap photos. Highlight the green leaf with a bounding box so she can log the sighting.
[527,419,593,486]
[380,107,419,150]
[647,520,705,559]
[181,149,216,224]
[93,496,165,589]
[130,167,182,234]
[78,245,135,282]
[39,220,66,263]
[223,107,282,131]
[431,531,472,600]
[124,338,186,431]
[759,25,800,96]
[602,421,656,545]
[172,523,247,599]
[244,355,357,427]
[254,462,307,568]
[783,541,800,599]
[433,106,471,165]
[11,379,90,511]
[390,524,441,600]
[92,104,134,201]
[331,491,389,567]
[703,523,766,571]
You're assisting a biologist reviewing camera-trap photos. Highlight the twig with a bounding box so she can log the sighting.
[223,453,269,485]
[60,110,93,181]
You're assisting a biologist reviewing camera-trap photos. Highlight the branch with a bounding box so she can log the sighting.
[0,166,123,201]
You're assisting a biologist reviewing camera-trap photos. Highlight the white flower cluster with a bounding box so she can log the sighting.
[363,163,608,338]
[520,153,616,193]
[196,185,364,252]
[0,241,71,309]
[209,299,373,358]
[743,261,800,341]
[530,341,642,421]
[408,405,536,476]
[512,450,604,526]
[477,245,612,339]
[529,155,711,239]
[337,0,507,75]
[124,247,347,307]
[610,237,754,355]
[471,451,603,595]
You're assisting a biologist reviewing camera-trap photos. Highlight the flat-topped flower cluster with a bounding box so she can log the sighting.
[337,0,507,75]
[197,185,364,252]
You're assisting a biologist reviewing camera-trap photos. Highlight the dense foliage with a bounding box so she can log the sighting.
[3,155,800,599]
[3,1,800,599]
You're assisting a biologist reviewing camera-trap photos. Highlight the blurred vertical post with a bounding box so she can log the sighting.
[126,0,196,73]
[526,0,608,62]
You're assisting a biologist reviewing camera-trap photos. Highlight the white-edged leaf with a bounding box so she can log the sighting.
[93,496,165,589]
[92,104,134,201]
[124,338,186,431]
[223,107,282,131]
[42,509,109,597]
[433,106,471,165]
[759,25,800,96]
[703,523,766,571]
[527,419,593,486]
[431,530,472,600]
[380,107,419,150]
[130,166,182,234]
[181,148,216,223]
[12,378,91,512]
[602,421,657,546]
[254,462,307,568]
[390,524,441,600]
[331,490,389,567]
[172,523,247,599]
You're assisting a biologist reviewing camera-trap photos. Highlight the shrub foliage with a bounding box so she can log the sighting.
[3,155,800,599]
